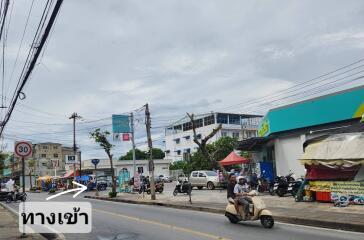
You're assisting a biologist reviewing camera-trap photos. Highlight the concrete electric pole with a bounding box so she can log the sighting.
[145,103,156,200]
[69,112,82,182]
[130,112,136,177]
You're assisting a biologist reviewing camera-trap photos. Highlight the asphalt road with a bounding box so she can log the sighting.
[5,192,364,240]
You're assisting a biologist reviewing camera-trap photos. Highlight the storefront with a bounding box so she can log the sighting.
[299,127,364,204]
[238,86,364,178]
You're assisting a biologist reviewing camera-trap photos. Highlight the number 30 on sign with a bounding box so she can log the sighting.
[14,141,33,158]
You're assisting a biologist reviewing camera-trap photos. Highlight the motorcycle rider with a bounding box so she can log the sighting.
[234,176,250,220]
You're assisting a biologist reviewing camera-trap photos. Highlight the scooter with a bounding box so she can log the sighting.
[145,181,164,194]
[6,189,27,203]
[273,173,302,197]
[225,192,274,228]
[173,180,191,196]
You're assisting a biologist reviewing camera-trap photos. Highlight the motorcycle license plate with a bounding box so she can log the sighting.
[288,187,292,191]
[273,186,278,190]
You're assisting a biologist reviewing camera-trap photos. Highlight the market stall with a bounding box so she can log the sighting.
[299,131,364,205]
[219,151,249,166]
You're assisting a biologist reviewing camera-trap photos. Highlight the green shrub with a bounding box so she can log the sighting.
[109,191,117,198]
[49,188,56,193]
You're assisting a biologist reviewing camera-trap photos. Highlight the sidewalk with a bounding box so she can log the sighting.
[0,203,45,240]
[85,189,364,233]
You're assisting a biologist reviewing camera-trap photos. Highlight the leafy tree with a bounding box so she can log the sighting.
[90,129,116,194]
[170,137,238,172]
[150,148,165,159]
[119,148,165,160]
[119,149,146,160]
[187,113,222,167]
[0,152,7,178]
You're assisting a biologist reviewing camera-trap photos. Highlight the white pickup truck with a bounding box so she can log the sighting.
[189,170,221,190]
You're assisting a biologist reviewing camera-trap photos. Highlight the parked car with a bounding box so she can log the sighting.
[159,175,172,183]
[189,171,221,190]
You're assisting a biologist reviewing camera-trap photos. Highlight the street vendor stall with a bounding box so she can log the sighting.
[36,176,53,191]
[219,151,249,166]
[299,131,364,205]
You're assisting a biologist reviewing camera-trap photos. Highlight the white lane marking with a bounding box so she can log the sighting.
[275,222,364,236]
[46,181,87,200]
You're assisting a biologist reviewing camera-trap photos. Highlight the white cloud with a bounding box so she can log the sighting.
[3,0,364,158]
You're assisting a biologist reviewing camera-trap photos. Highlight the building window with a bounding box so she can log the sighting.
[42,146,48,150]
[221,131,228,137]
[174,138,180,144]
[229,114,240,125]
[41,154,47,158]
[176,150,181,155]
[183,135,190,140]
[173,125,182,130]
[182,121,192,131]
[203,115,215,126]
[194,118,203,128]
[137,166,144,173]
[53,146,58,150]
[196,134,202,139]
[217,113,228,124]
[232,132,239,138]
[53,154,58,158]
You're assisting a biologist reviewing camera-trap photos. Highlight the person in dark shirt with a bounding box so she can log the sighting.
[227,173,237,200]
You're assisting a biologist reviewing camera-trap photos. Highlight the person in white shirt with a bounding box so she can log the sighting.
[234,177,250,220]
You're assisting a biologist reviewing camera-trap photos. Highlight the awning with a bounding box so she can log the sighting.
[237,137,270,151]
[300,132,364,167]
[63,170,80,178]
[220,151,249,166]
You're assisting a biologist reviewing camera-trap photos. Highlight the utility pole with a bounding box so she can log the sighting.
[145,103,156,200]
[130,112,136,177]
[69,113,81,183]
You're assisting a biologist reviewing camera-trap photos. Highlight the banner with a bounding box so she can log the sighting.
[118,169,130,193]
[308,181,332,192]
[309,181,364,205]
[331,181,364,195]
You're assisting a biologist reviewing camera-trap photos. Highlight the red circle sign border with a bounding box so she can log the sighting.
[15,141,32,158]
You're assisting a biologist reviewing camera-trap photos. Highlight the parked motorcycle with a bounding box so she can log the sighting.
[147,181,164,194]
[6,189,27,203]
[173,180,191,196]
[224,192,274,228]
[273,173,303,197]
[257,177,271,193]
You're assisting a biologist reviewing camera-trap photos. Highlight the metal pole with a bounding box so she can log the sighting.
[72,114,76,182]
[22,157,25,193]
[145,103,156,200]
[130,112,136,177]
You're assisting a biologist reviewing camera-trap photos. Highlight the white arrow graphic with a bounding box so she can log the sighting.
[46,181,87,201]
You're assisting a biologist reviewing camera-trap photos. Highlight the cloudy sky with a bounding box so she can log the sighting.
[1,0,364,159]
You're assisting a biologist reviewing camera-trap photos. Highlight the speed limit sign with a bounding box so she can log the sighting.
[14,141,33,158]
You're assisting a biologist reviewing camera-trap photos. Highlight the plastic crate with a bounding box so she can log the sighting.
[316,191,331,202]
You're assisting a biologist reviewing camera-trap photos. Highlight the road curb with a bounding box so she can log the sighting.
[0,202,65,240]
[84,195,364,233]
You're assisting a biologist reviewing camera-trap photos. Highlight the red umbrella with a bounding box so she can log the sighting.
[219,151,249,166]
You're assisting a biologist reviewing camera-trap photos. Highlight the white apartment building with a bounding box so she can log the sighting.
[164,112,262,162]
